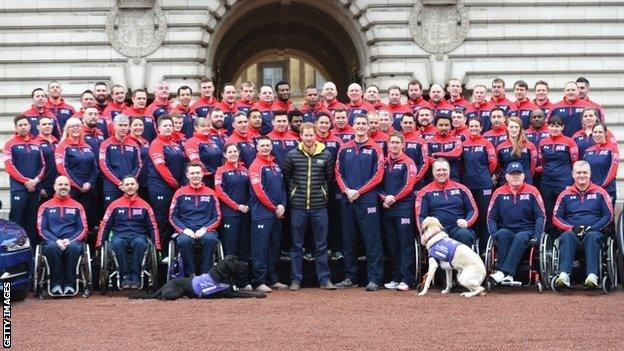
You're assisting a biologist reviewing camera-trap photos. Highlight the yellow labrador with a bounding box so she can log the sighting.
[418,217,486,297]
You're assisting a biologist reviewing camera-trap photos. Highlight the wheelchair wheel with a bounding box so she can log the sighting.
[34,247,49,299]
[99,242,109,295]
[536,281,543,294]
[81,245,92,298]
[486,278,494,292]
[550,275,565,293]
[414,236,423,287]
[539,234,554,289]
[33,244,42,294]
[605,237,617,291]
[484,237,495,274]
[147,241,158,291]
[167,239,177,283]
[602,275,612,294]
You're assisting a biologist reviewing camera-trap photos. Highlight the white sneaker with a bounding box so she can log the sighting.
[63,286,76,295]
[242,284,253,291]
[584,273,598,288]
[384,281,398,290]
[501,275,514,284]
[396,282,410,291]
[556,272,571,288]
[489,270,504,284]
[51,285,63,295]
[161,256,170,264]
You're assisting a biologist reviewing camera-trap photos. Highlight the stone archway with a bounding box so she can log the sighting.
[206,0,369,100]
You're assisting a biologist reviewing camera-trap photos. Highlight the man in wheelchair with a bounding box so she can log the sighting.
[96,175,161,289]
[37,176,88,295]
[169,163,222,276]
[487,162,546,285]
[552,161,613,289]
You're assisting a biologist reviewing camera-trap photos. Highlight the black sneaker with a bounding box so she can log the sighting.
[365,282,379,292]
[335,278,358,289]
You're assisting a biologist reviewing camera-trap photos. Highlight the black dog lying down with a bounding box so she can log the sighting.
[130,255,266,300]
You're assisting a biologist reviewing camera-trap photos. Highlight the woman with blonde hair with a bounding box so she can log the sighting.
[495,116,537,185]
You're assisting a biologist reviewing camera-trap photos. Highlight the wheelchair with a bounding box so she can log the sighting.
[540,231,618,294]
[484,235,544,293]
[98,235,158,294]
[166,233,224,282]
[33,242,92,298]
[616,212,624,287]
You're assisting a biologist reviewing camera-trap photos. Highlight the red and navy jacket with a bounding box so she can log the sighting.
[583,98,606,122]
[267,129,299,168]
[346,100,375,126]
[317,133,343,162]
[249,154,287,220]
[483,125,508,149]
[208,127,227,150]
[416,124,437,141]
[449,97,472,112]
[509,98,539,129]
[147,134,185,192]
[122,106,157,142]
[335,138,384,204]
[189,96,219,118]
[320,99,348,114]
[21,106,59,139]
[415,180,478,233]
[35,134,58,192]
[525,124,550,149]
[533,98,554,117]
[102,101,127,119]
[227,130,257,168]
[466,100,494,132]
[185,133,222,176]
[299,103,331,123]
[370,100,385,110]
[402,130,429,189]
[215,161,250,218]
[235,98,255,115]
[172,131,187,150]
[369,130,389,156]
[252,100,275,136]
[549,98,590,137]
[37,194,87,242]
[490,95,514,114]
[584,142,619,196]
[97,194,161,250]
[572,129,616,157]
[496,140,537,185]
[95,116,113,140]
[407,97,433,116]
[272,100,293,113]
[553,183,613,232]
[146,100,172,119]
[380,153,417,216]
[452,125,470,142]
[2,133,45,191]
[99,136,142,192]
[386,103,412,131]
[427,133,463,182]
[331,124,355,143]
[83,125,105,157]
[172,104,196,139]
[169,184,221,233]
[45,98,75,134]
[219,101,238,134]
[461,134,497,189]
[538,134,578,187]
[55,138,98,190]
[487,182,545,239]
[126,135,150,187]
[429,99,454,121]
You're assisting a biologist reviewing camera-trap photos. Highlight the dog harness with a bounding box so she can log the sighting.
[191,273,231,298]
[428,238,460,264]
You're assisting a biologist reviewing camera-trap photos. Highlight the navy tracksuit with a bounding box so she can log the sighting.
[584,142,619,205]
[466,101,494,132]
[169,184,222,275]
[123,106,158,143]
[189,97,219,118]
[99,136,142,209]
[97,194,161,283]
[37,194,87,288]
[22,106,61,139]
[35,135,58,198]
[249,155,287,287]
[487,183,545,276]
[553,183,613,276]
[381,153,417,286]
[215,161,251,269]
[549,99,590,137]
[346,101,374,126]
[3,133,45,244]
[509,99,539,129]
[427,133,463,182]
[55,139,99,229]
[526,125,550,149]
[318,133,344,254]
[185,133,223,186]
[148,134,185,249]
[227,130,257,168]
[538,134,578,231]
[483,126,508,149]
[415,180,479,247]
[335,139,385,285]
[401,130,429,190]
[252,101,275,135]
[267,130,299,169]
[496,140,537,185]
[126,135,150,199]
[462,134,497,252]
[45,99,75,135]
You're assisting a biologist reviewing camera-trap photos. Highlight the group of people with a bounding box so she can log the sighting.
[3,75,618,295]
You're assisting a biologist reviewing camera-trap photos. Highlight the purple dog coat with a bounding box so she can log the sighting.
[191,273,231,298]
[428,237,460,264]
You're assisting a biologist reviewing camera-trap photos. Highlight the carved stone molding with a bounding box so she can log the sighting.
[409,0,469,60]
[106,0,167,63]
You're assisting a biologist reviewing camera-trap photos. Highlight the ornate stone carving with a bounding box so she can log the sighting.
[106,0,167,63]
[409,0,469,60]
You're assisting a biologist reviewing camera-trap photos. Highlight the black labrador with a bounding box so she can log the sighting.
[130,255,266,300]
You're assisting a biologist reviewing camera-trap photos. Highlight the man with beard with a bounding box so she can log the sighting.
[247,108,263,141]
[406,79,433,115]
[273,80,293,112]
[287,110,304,138]
[299,85,330,123]
[208,108,227,149]
[219,82,238,133]
[416,107,436,140]
[94,81,109,113]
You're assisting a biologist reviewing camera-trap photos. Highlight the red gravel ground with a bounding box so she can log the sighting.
[11,288,624,350]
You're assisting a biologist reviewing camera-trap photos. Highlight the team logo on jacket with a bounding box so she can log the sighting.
[449,189,460,196]
[362,149,372,155]
[520,194,530,201]
[587,194,597,200]
[184,196,191,201]
[200,196,210,202]
[367,207,377,214]
[132,209,143,216]
[401,218,411,225]
[66,208,76,214]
